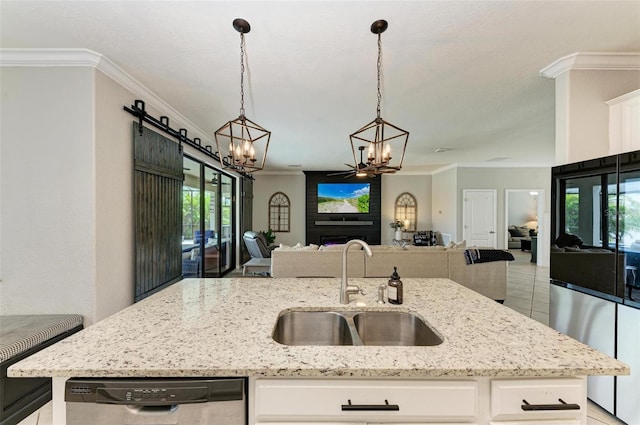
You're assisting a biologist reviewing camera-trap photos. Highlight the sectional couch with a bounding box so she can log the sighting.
[270,245,508,301]
[507,225,535,249]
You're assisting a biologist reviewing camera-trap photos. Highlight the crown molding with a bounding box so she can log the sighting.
[0,48,218,147]
[0,48,102,67]
[605,88,640,105]
[540,52,640,79]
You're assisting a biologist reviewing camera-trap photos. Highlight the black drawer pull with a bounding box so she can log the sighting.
[521,398,580,411]
[341,399,399,411]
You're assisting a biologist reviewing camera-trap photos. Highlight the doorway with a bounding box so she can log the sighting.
[505,189,545,265]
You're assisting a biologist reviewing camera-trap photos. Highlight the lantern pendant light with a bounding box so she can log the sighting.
[215,18,270,173]
[350,19,409,175]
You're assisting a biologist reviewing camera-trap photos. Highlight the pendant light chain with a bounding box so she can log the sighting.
[214,18,271,173]
[376,33,382,120]
[348,19,409,175]
[239,32,246,118]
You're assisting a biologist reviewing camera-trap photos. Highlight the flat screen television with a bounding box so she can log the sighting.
[317,182,370,213]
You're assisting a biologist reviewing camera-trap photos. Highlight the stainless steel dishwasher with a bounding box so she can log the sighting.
[65,377,246,425]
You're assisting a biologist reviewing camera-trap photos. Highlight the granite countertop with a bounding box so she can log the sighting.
[9,277,629,378]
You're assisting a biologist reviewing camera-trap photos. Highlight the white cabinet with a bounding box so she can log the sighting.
[252,377,587,425]
[607,89,640,155]
[490,378,585,423]
[254,379,478,423]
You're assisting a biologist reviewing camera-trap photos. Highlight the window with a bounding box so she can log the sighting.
[394,192,417,232]
[269,192,290,232]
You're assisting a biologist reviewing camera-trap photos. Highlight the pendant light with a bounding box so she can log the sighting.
[215,18,270,173]
[350,19,409,175]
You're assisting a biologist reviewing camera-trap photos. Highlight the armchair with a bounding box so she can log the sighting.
[243,231,274,258]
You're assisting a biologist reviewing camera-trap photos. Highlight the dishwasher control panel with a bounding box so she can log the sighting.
[66,378,244,405]
[95,386,208,404]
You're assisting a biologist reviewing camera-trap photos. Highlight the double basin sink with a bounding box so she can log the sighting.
[272,309,443,346]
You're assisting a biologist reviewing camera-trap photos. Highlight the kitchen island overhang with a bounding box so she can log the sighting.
[8,277,629,379]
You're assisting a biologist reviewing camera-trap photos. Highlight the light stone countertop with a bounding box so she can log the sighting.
[8,277,629,378]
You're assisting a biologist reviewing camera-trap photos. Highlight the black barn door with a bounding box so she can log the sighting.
[133,122,183,301]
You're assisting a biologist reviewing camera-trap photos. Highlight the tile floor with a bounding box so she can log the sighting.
[19,250,625,424]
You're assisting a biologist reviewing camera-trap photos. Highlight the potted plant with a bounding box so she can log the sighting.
[260,229,276,245]
[389,220,404,240]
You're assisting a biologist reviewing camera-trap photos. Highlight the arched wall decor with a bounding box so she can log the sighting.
[269,192,290,232]
[395,192,417,232]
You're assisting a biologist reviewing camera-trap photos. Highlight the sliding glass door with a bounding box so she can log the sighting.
[220,173,234,275]
[182,156,236,277]
[182,157,202,278]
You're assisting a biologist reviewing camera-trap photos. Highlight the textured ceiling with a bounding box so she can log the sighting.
[2,1,639,173]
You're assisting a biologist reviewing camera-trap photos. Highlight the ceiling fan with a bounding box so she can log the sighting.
[328,146,376,178]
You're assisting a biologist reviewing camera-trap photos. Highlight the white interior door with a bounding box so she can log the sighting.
[463,189,497,247]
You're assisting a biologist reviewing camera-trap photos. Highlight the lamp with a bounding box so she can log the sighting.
[215,18,270,173]
[350,19,409,175]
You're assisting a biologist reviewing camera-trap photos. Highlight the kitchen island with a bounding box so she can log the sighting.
[9,277,629,424]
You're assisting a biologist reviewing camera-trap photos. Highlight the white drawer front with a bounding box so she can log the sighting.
[491,378,584,421]
[255,379,478,422]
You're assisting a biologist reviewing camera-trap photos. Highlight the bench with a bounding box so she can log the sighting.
[0,315,83,425]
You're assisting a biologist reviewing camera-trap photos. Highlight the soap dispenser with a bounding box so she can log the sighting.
[387,266,403,305]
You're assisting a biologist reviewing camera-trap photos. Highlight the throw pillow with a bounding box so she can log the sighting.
[508,225,525,237]
[508,228,521,237]
[297,244,319,251]
[554,233,584,248]
[446,240,467,250]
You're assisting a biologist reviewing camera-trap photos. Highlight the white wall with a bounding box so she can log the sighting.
[0,67,97,320]
[0,62,215,325]
[252,173,306,246]
[431,166,458,241]
[556,69,640,165]
[381,174,431,245]
[507,191,538,226]
[94,71,136,320]
[456,167,550,249]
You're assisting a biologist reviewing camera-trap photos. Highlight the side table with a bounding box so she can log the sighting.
[531,236,538,263]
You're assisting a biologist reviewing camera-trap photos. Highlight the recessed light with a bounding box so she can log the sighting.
[434,147,453,153]
[287,164,302,168]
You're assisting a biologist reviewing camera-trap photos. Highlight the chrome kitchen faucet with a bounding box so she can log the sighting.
[340,239,372,304]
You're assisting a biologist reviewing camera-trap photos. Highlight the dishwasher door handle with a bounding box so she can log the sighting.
[125,404,179,416]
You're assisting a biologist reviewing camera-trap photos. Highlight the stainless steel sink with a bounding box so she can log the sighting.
[272,310,443,346]
[353,311,443,346]
[272,311,353,346]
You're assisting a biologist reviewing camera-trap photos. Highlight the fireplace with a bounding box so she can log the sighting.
[304,171,382,245]
[320,235,367,245]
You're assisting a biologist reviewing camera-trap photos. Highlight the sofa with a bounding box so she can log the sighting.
[550,245,625,297]
[507,225,534,249]
[270,244,508,301]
